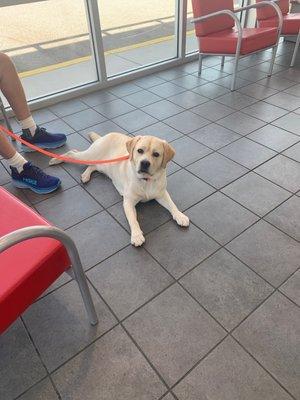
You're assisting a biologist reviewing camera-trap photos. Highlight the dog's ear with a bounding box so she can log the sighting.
[126,136,142,160]
[162,141,175,168]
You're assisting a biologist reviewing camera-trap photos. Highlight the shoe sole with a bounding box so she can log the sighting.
[12,179,61,194]
[21,139,67,153]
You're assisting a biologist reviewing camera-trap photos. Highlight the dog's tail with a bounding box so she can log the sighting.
[89,131,101,142]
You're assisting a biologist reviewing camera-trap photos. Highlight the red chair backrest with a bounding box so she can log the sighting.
[192,0,235,37]
[256,0,289,20]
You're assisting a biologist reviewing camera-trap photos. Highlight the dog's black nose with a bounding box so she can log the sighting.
[140,160,150,170]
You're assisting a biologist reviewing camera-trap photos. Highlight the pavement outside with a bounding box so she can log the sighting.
[0,0,185,74]
[0,40,299,400]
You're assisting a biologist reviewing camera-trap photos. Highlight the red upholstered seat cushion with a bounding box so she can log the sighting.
[0,187,70,333]
[198,27,278,55]
[259,14,300,35]
[192,0,235,36]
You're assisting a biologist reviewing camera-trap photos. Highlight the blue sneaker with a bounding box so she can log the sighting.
[10,162,61,194]
[20,126,67,153]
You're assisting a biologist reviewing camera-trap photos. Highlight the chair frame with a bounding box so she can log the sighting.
[0,225,99,328]
[191,1,283,91]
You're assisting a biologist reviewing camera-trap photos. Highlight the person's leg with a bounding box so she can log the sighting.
[0,53,31,121]
[0,131,27,172]
[0,52,66,149]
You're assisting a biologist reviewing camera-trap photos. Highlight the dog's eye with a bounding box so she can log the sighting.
[137,149,144,154]
[153,152,160,158]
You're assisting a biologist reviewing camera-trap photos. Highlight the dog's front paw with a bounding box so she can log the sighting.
[174,212,189,227]
[81,172,90,183]
[131,231,145,247]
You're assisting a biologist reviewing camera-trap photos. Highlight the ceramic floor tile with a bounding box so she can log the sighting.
[279,270,300,306]
[0,320,46,400]
[191,101,234,122]
[108,200,171,235]
[52,326,166,400]
[49,99,88,118]
[248,125,299,152]
[283,142,300,163]
[233,292,300,399]
[187,192,258,245]
[187,153,248,189]
[145,221,219,279]
[272,112,300,135]
[181,249,273,330]
[217,112,266,135]
[219,138,276,169]
[174,337,293,400]
[189,123,240,150]
[171,136,212,166]
[124,284,225,386]
[227,220,300,286]
[216,92,257,110]
[142,100,184,120]
[87,246,173,319]
[112,109,157,132]
[164,111,210,134]
[23,281,117,371]
[17,379,59,400]
[222,172,290,216]
[265,196,300,241]
[166,169,215,210]
[255,155,300,193]
[93,99,135,119]
[241,101,288,123]
[35,186,102,230]
[62,109,106,131]
[65,212,130,270]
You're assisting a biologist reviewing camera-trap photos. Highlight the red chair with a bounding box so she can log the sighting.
[191,0,283,91]
[256,0,300,67]
[0,187,98,334]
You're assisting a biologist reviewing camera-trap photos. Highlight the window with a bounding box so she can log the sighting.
[98,0,179,77]
[0,0,98,101]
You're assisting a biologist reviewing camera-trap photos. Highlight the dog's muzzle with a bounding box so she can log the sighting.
[139,160,150,173]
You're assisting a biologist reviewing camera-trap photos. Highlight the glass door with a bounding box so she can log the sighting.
[0,0,98,102]
[97,0,179,77]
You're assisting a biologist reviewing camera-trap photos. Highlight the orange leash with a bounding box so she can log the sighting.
[0,124,129,165]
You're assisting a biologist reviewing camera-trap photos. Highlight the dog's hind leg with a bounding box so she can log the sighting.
[81,165,96,183]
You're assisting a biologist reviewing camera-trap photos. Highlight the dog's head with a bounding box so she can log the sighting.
[126,135,175,178]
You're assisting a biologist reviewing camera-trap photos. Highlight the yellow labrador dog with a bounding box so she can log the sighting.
[49,132,189,246]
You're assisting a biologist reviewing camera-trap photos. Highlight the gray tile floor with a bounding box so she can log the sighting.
[1,42,300,400]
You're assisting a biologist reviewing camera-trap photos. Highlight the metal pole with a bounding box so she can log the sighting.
[177,0,187,59]
[85,0,107,82]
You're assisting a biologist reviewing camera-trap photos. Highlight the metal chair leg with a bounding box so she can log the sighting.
[221,56,225,66]
[198,53,203,76]
[268,46,278,76]
[231,54,239,91]
[290,30,300,68]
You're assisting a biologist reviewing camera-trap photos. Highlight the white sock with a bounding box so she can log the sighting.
[19,115,37,137]
[7,152,27,173]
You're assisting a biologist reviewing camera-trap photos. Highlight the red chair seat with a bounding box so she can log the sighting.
[199,27,278,55]
[259,14,300,35]
[0,187,70,334]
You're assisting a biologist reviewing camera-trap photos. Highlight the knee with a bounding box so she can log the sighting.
[0,52,13,67]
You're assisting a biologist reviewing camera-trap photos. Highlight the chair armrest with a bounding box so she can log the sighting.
[235,1,283,32]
